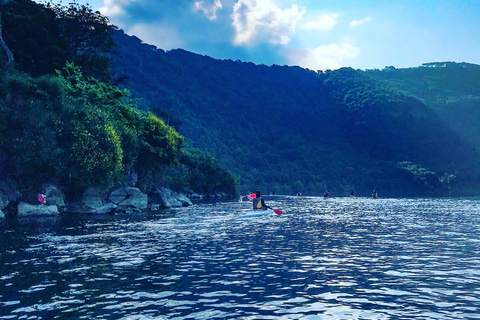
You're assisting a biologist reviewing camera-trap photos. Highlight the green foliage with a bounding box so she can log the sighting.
[397,161,457,196]
[0,0,242,200]
[0,63,236,199]
[179,148,238,196]
[0,69,64,198]
[2,0,64,74]
[2,0,115,80]
[56,63,185,193]
[46,1,115,81]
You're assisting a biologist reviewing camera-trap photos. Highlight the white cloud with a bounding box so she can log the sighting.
[286,42,360,71]
[349,16,371,27]
[99,0,137,18]
[301,13,338,32]
[231,0,306,46]
[194,0,223,21]
[128,23,183,50]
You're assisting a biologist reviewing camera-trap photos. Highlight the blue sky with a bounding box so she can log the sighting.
[45,0,480,71]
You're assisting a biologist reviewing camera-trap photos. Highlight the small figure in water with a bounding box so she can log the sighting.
[350,190,355,197]
[372,188,378,199]
[252,191,268,210]
[323,190,331,198]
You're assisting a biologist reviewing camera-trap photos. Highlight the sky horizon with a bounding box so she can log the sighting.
[39,0,480,71]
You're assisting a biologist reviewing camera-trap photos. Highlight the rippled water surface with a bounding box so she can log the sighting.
[1,196,480,319]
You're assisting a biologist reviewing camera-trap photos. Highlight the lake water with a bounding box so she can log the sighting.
[1,196,480,319]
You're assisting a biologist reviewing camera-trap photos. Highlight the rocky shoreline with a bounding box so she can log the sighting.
[0,182,229,218]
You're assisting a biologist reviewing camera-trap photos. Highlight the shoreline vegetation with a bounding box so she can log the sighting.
[0,0,238,218]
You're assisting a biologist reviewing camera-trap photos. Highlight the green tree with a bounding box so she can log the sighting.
[3,0,66,75]
[2,0,114,79]
[47,1,115,81]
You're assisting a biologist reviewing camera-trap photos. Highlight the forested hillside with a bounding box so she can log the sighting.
[364,63,480,155]
[113,30,480,197]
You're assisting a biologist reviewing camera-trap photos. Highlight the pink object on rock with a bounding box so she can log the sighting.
[38,193,46,204]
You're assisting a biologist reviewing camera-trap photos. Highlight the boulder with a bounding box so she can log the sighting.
[208,192,228,199]
[107,186,128,204]
[150,187,181,208]
[150,187,192,208]
[17,202,59,217]
[0,210,4,219]
[2,201,19,217]
[43,184,67,212]
[187,192,204,201]
[116,187,148,212]
[176,193,193,207]
[68,187,105,214]
[82,187,104,208]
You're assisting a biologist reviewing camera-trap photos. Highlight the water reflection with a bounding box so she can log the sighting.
[1,197,480,319]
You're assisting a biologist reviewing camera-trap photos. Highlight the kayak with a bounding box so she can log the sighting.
[238,208,276,218]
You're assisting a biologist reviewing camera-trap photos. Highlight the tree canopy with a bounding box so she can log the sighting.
[0,0,238,200]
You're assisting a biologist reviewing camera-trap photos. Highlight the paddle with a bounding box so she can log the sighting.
[267,206,282,215]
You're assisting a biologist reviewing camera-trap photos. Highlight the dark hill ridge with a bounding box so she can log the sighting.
[112,29,480,197]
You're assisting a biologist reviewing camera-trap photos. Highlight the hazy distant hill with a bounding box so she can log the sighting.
[113,30,480,197]
[364,62,480,154]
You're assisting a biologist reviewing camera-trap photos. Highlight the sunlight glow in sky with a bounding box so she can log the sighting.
[45,0,480,71]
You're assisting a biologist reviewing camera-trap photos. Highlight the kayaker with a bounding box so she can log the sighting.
[252,190,268,210]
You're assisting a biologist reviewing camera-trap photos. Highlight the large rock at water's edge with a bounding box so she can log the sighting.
[149,187,193,209]
[17,202,59,217]
[208,192,228,199]
[107,186,128,204]
[186,192,204,201]
[43,184,67,212]
[68,187,115,214]
[0,210,4,219]
[82,187,104,208]
[176,193,193,207]
[116,187,148,212]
